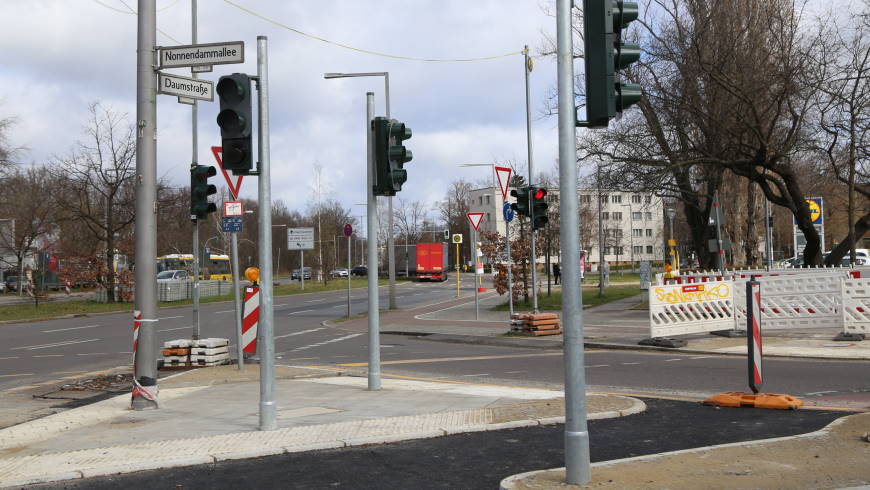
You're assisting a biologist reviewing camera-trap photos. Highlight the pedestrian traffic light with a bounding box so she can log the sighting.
[531,187,549,230]
[216,73,253,175]
[190,165,217,221]
[580,0,642,128]
[373,117,413,196]
[443,230,449,241]
[510,186,530,217]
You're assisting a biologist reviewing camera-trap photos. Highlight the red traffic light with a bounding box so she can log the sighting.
[533,188,547,200]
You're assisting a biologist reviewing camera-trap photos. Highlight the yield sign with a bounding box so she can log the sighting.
[466,212,485,231]
[211,146,244,199]
[494,166,512,201]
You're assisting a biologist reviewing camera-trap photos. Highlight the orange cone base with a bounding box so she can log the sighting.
[704,392,803,410]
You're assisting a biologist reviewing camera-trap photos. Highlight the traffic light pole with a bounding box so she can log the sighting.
[190,0,201,341]
[255,35,277,431]
[132,0,159,411]
[366,92,381,391]
[192,220,201,339]
[558,0,591,483]
[524,45,539,314]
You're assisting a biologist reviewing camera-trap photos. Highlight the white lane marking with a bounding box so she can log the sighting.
[306,299,325,303]
[157,326,190,332]
[805,390,838,396]
[621,362,641,365]
[214,310,235,314]
[11,339,101,351]
[274,304,287,307]
[32,354,64,358]
[286,357,319,361]
[332,305,344,308]
[291,333,363,352]
[0,357,20,360]
[664,358,683,362]
[462,373,490,377]
[586,364,610,368]
[76,353,106,356]
[275,327,325,340]
[42,324,100,333]
[287,309,314,316]
[689,356,712,360]
[158,315,184,320]
[505,370,526,374]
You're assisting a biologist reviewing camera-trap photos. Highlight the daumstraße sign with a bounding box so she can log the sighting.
[158,72,214,101]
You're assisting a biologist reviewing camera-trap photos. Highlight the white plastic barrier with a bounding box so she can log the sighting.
[649,281,734,337]
[733,274,844,330]
[842,278,870,334]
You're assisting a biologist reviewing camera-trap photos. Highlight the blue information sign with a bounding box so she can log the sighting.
[221,216,243,233]
[503,202,514,222]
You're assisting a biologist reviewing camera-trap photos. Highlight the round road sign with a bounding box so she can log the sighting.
[503,202,515,222]
[343,223,353,237]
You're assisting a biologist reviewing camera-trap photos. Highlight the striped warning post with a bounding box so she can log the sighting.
[131,310,158,404]
[242,287,260,354]
[746,280,762,394]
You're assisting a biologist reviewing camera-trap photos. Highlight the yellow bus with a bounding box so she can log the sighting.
[155,254,232,280]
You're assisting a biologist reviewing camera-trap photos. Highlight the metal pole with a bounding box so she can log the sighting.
[382,74,397,310]
[455,242,460,298]
[764,198,772,270]
[474,228,479,320]
[347,235,351,317]
[597,164,605,297]
[231,232,243,370]
[190,0,201,341]
[525,45,539,313]
[300,250,304,290]
[557,0,590,482]
[366,92,381,390]
[507,219,514,317]
[255,35,276,431]
[132,0,159,411]
[714,190,725,273]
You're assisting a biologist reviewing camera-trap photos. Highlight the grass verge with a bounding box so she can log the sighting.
[490,284,642,311]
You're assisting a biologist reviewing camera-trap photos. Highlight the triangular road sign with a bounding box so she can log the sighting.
[495,166,512,201]
[211,146,244,199]
[467,212,485,231]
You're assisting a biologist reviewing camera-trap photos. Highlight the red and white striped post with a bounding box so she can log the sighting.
[746,279,763,394]
[131,310,158,404]
[242,287,260,355]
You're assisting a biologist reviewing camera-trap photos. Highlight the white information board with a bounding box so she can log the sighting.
[287,228,314,250]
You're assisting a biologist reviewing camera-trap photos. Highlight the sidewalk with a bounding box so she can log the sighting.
[0,365,643,487]
[336,292,870,361]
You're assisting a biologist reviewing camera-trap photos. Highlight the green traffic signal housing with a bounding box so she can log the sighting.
[580,0,642,128]
[510,186,531,217]
[190,164,217,221]
[373,117,413,196]
[216,73,253,175]
[531,187,549,230]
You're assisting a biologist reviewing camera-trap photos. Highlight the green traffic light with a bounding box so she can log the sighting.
[617,83,642,109]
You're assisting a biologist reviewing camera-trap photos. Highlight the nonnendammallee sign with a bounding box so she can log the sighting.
[159,41,245,69]
[158,72,214,101]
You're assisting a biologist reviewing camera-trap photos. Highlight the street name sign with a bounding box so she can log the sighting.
[158,72,213,101]
[159,41,245,69]
[288,228,315,250]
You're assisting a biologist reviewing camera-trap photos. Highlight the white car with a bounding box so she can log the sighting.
[156,270,190,282]
[330,268,349,278]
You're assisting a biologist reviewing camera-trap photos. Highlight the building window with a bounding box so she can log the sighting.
[478,196,483,205]
[600,194,608,203]
[632,195,641,204]
[645,211,653,220]
[602,212,609,220]
[580,194,591,203]
[603,247,611,255]
[486,212,491,222]
[632,211,642,220]
[485,195,490,205]
[644,195,652,204]
[611,195,622,204]
[608,228,623,238]
[646,245,654,254]
[633,245,643,255]
[612,211,622,220]
[614,246,624,255]
[632,229,642,237]
[645,229,652,237]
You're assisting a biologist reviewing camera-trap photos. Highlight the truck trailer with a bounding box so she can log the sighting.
[396,243,448,281]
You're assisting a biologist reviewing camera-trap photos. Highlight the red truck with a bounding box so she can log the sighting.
[411,243,449,281]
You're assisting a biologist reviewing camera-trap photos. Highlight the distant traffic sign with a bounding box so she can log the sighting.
[221,216,243,233]
[466,212,484,231]
[158,72,213,101]
[287,228,315,250]
[502,202,514,222]
[452,234,463,244]
[495,166,512,200]
[211,146,244,199]
[224,201,243,217]
[159,41,245,69]
[343,224,353,237]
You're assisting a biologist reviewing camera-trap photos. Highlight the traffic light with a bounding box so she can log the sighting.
[373,117,413,196]
[510,186,530,217]
[443,230,449,241]
[531,187,549,230]
[190,165,217,221]
[581,0,642,128]
[216,73,253,175]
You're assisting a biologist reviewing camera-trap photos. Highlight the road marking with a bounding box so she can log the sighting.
[689,356,712,360]
[287,309,314,316]
[504,370,526,374]
[306,299,325,303]
[586,364,610,368]
[50,370,86,374]
[274,303,287,307]
[11,339,101,351]
[805,390,838,396]
[0,373,33,378]
[332,305,344,308]
[664,358,683,362]
[286,357,319,361]
[157,326,190,332]
[42,324,100,333]
[32,354,64,358]
[0,357,20,360]
[214,309,235,314]
[292,333,363,352]
[76,353,106,356]
[462,373,490,377]
[621,362,641,365]
[332,355,349,358]
[338,352,562,367]
[158,315,184,320]
[275,327,325,340]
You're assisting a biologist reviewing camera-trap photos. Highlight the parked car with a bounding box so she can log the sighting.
[156,270,190,282]
[291,267,312,280]
[330,268,349,278]
[351,265,368,277]
[0,281,6,293]
[5,276,31,292]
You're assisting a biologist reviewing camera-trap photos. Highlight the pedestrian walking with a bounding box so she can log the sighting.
[553,263,561,285]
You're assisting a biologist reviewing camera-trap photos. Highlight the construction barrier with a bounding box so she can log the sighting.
[732,274,844,330]
[746,280,762,394]
[649,281,734,338]
[510,313,562,336]
[242,286,260,354]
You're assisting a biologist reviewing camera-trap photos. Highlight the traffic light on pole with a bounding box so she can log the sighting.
[581,0,642,128]
[216,73,253,175]
[510,186,530,217]
[373,117,413,196]
[190,165,217,221]
[531,187,549,230]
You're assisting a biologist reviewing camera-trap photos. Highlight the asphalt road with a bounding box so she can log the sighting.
[31,398,852,489]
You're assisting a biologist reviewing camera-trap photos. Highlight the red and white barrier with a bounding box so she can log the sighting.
[131,310,158,404]
[242,287,260,354]
[746,280,762,393]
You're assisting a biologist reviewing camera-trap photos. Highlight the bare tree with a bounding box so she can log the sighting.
[51,103,136,302]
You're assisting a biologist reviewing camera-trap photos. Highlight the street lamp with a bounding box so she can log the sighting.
[666,207,676,268]
[325,71,398,310]
[271,224,287,278]
[621,203,634,273]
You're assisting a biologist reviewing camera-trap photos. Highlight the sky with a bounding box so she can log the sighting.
[0,0,561,223]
